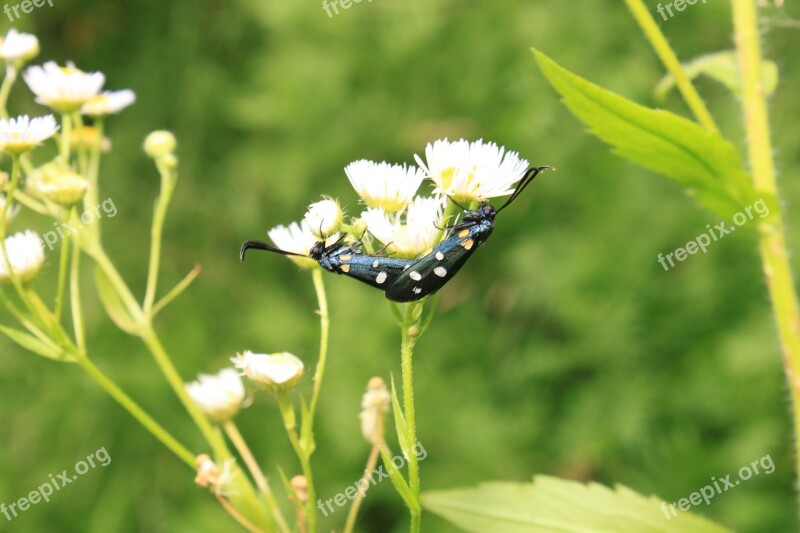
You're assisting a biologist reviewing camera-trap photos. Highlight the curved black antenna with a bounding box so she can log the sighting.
[446,195,470,212]
[240,240,306,262]
[497,166,555,213]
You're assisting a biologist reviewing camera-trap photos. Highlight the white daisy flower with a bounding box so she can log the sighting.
[231,351,304,393]
[24,61,105,113]
[361,196,443,258]
[345,160,426,212]
[185,369,245,423]
[268,220,338,269]
[81,89,136,116]
[415,138,529,203]
[0,29,39,64]
[0,114,58,154]
[360,377,390,445]
[0,230,45,284]
[303,198,343,238]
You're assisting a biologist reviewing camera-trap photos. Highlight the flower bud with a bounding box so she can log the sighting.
[231,351,304,393]
[28,166,89,206]
[0,230,45,284]
[185,369,245,423]
[304,198,343,238]
[291,475,309,503]
[143,130,176,158]
[360,377,390,445]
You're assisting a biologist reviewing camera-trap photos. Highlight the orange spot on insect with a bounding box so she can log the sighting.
[341,264,351,273]
[339,255,352,261]
[461,238,474,250]
[458,229,470,238]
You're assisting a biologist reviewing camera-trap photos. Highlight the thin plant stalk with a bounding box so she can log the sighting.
[731,0,800,484]
[400,302,422,533]
[344,442,382,533]
[224,421,290,533]
[623,0,720,133]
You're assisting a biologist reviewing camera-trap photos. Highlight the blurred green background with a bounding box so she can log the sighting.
[1,0,798,531]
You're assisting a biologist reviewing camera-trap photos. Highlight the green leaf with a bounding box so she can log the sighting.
[0,325,72,362]
[94,267,141,335]
[422,476,732,533]
[533,49,773,221]
[379,445,417,512]
[655,51,778,99]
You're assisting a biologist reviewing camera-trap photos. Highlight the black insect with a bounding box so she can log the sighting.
[384,166,553,302]
[240,236,416,290]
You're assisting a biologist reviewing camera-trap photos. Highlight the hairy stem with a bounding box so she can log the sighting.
[731,0,800,484]
[401,302,421,532]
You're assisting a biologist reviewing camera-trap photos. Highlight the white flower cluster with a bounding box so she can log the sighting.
[0,28,137,285]
[266,138,529,262]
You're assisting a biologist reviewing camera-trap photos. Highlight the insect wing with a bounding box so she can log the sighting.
[385,224,487,302]
[335,253,416,290]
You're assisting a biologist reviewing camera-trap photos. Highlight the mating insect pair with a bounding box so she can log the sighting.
[240,166,552,302]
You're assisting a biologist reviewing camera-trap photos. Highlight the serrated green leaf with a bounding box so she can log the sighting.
[533,49,767,221]
[423,475,732,533]
[655,50,778,99]
[0,325,71,362]
[94,267,141,335]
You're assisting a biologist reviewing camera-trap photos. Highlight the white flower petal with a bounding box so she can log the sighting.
[81,89,136,116]
[231,351,304,392]
[0,230,45,283]
[185,369,245,422]
[362,196,443,258]
[0,29,38,62]
[345,159,426,212]
[24,61,105,113]
[0,114,58,154]
[416,138,529,202]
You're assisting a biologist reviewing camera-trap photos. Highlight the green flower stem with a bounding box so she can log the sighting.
[144,163,176,316]
[54,211,72,322]
[10,189,48,216]
[224,421,290,533]
[60,113,72,167]
[308,268,329,421]
[278,394,316,532]
[0,157,43,324]
[400,302,422,532]
[74,352,195,466]
[151,264,201,318]
[140,327,231,461]
[623,0,719,133]
[731,0,800,484]
[70,238,86,354]
[0,65,16,120]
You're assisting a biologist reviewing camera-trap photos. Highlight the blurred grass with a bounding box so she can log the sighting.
[0,0,798,531]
